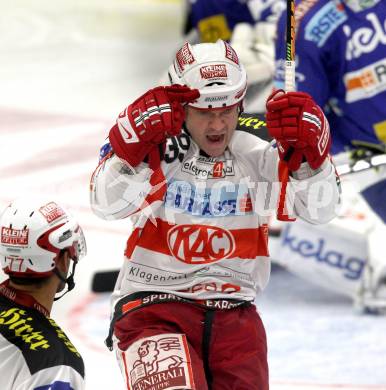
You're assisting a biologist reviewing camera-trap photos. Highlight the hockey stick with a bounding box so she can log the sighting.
[284,0,296,162]
[335,146,386,176]
[276,0,296,220]
[285,0,296,92]
[282,0,296,162]
[338,154,386,176]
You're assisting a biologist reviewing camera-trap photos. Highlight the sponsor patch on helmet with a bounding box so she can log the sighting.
[1,227,29,246]
[176,42,195,73]
[224,41,239,65]
[39,202,65,223]
[200,64,227,79]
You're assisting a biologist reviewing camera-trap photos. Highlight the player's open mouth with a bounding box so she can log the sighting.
[206,134,225,143]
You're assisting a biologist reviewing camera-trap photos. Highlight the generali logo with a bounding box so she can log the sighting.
[200,64,227,79]
[1,227,29,246]
[167,224,235,264]
[129,335,193,390]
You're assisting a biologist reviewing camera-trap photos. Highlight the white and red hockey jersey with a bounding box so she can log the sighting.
[90,127,340,306]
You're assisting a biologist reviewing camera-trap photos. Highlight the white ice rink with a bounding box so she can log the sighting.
[1,1,385,389]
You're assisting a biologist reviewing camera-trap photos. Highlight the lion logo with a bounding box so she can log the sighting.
[132,338,183,376]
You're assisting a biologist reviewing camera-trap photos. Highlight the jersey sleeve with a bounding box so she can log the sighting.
[90,152,165,220]
[287,159,341,224]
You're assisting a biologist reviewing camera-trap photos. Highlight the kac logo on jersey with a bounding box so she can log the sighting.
[167,224,235,264]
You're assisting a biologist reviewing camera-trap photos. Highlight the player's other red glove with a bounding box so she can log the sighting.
[265,90,331,171]
[109,85,199,168]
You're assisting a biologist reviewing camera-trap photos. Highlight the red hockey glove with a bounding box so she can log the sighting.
[109,85,199,168]
[266,90,331,171]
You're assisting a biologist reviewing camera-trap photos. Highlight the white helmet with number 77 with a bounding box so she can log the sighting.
[0,198,86,293]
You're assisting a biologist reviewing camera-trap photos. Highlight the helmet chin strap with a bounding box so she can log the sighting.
[53,261,77,301]
[238,100,244,115]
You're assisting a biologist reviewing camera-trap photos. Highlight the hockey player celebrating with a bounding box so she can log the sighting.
[90,39,340,389]
[0,198,87,390]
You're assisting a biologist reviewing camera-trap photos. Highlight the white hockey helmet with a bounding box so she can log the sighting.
[0,198,86,279]
[168,39,247,109]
